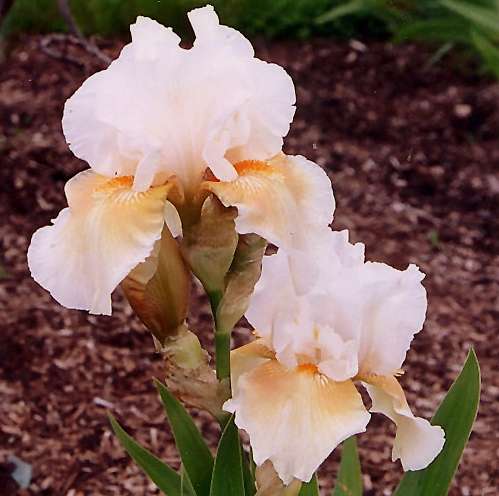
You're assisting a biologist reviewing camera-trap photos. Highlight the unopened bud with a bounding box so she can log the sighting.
[216,233,267,332]
[122,226,190,344]
[181,195,238,299]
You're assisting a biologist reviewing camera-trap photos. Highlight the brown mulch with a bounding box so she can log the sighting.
[0,34,498,495]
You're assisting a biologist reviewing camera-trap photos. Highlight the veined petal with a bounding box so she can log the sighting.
[28,170,171,315]
[245,230,364,336]
[363,374,445,471]
[281,228,364,295]
[225,359,370,484]
[189,6,295,177]
[228,339,275,396]
[245,249,299,341]
[205,154,334,251]
[130,16,181,60]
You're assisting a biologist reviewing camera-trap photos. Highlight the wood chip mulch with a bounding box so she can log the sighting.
[0,35,498,495]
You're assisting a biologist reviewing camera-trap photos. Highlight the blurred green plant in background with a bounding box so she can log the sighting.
[0,0,373,38]
[318,0,499,77]
[2,0,499,76]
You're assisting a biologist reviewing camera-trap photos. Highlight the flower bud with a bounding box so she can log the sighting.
[181,195,238,300]
[122,226,190,344]
[216,233,267,332]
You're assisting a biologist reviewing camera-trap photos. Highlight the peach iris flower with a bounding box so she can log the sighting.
[225,230,445,484]
[28,6,334,315]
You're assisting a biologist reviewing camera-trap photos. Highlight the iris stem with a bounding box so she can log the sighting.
[214,331,231,382]
[209,290,231,384]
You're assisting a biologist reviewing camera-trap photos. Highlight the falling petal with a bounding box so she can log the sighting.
[205,154,334,251]
[28,170,171,315]
[363,374,445,471]
[225,355,369,484]
[62,7,295,191]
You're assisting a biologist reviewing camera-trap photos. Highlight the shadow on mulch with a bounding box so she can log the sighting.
[0,35,498,495]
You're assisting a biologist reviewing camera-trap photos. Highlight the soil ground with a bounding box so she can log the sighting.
[0,34,498,495]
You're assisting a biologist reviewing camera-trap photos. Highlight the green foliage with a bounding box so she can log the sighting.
[333,436,362,496]
[110,381,256,496]
[155,380,214,496]
[2,0,204,37]
[209,415,245,496]
[299,474,320,495]
[220,0,354,39]
[242,450,256,496]
[1,0,65,35]
[471,29,499,76]
[394,349,481,496]
[181,468,197,496]
[319,0,499,77]
[109,414,182,495]
[2,0,360,38]
[441,0,499,35]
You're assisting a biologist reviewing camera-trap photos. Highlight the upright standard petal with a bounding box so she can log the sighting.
[28,170,170,315]
[225,348,370,485]
[363,375,445,471]
[245,248,299,340]
[355,263,427,376]
[205,154,334,251]
[245,230,363,371]
[245,231,363,328]
[62,7,295,192]
[248,230,427,376]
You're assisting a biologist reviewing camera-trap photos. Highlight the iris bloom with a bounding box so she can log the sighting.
[224,230,445,485]
[27,6,334,315]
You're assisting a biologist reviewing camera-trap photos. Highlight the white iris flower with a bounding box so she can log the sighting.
[225,230,445,484]
[28,6,334,315]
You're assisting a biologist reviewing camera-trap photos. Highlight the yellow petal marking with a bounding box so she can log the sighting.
[202,155,334,249]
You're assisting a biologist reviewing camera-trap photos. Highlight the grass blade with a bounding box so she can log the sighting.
[394,18,470,44]
[440,0,499,35]
[316,0,367,24]
[471,29,499,76]
[181,467,197,496]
